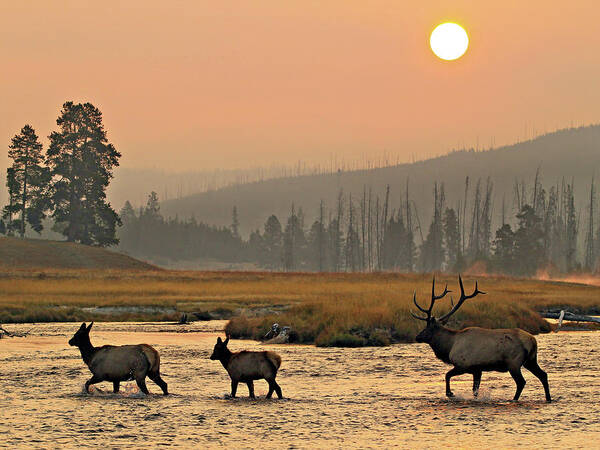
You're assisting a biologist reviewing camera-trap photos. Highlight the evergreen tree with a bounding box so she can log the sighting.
[248,229,263,260]
[283,205,298,271]
[307,219,325,271]
[117,201,139,254]
[564,181,578,272]
[492,224,515,274]
[325,191,345,271]
[419,182,445,272]
[381,213,406,270]
[139,192,163,256]
[3,125,50,237]
[3,168,17,235]
[317,200,326,271]
[120,201,137,223]
[263,215,283,269]
[46,102,121,246]
[231,206,240,239]
[443,207,461,271]
[283,204,307,271]
[584,179,596,271]
[344,196,361,271]
[514,205,545,275]
[144,192,161,220]
[544,186,559,267]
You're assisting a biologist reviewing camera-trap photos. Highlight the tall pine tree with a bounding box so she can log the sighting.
[46,102,121,246]
[3,125,50,237]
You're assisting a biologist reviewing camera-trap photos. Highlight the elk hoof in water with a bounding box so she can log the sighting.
[446,391,455,398]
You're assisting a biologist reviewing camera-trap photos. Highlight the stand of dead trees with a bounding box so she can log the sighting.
[111,169,593,276]
[242,172,584,276]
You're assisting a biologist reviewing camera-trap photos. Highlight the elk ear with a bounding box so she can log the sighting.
[87,322,94,332]
[80,323,87,331]
[217,337,222,344]
[224,335,230,345]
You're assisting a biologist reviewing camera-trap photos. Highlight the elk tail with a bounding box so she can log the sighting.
[525,336,538,363]
[140,344,161,375]
[265,351,281,374]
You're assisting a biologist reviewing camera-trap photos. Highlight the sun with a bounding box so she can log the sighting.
[430,23,469,61]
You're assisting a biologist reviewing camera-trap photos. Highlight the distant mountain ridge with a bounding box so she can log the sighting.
[161,125,600,236]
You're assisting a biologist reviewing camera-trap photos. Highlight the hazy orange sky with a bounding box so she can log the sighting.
[1,1,599,172]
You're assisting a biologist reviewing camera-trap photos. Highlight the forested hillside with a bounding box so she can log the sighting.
[114,125,600,275]
[161,125,600,237]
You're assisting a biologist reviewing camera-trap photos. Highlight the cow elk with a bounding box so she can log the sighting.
[68,322,169,395]
[412,276,551,402]
[210,335,283,399]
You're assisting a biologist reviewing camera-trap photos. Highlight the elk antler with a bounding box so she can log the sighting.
[438,275,485,323]
[411,276,451,321]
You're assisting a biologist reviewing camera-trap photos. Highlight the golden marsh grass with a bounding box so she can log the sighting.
[1,269,599,345]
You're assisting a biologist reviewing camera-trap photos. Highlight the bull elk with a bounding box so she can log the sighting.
[210,335,283,399]
[68,322,169,395]
[412,277,551,402]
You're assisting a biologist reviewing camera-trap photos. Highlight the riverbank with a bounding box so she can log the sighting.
[2,270,600,346]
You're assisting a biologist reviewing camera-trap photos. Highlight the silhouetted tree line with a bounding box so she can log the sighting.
[244,173,582,276]
[117,193,245,262]
[115,170,592,277]
[1,102,121,246]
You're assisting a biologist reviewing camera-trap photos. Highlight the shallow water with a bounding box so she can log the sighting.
[1,322,599,448]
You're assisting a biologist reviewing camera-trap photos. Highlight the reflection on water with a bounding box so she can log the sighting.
[1,322,599,447]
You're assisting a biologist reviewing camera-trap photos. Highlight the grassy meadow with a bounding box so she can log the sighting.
[2,269,600,346]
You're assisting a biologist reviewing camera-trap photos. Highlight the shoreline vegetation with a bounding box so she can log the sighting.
[2,269,600,346]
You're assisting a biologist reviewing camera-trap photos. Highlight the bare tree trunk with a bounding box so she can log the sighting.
[336,190,344,271]
[585,178,595,270]
[318,200,325,272]
[361,186,366,271]
[380,185,390,271]
[367,187,372,271]
[375,196,380,271]
[462,176,469,256]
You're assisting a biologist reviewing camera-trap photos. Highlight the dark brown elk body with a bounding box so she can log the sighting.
[210,336,283,399]
[413,277,551,402]
[68,322,168,395]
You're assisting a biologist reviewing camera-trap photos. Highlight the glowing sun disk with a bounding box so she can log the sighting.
[430,23,469,61]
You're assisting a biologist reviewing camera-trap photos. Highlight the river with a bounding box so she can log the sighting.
[1,322,598,448]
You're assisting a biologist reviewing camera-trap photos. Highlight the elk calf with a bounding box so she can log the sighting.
[210,336,283,399]
[68,322,168,395]
[412,277,551,402]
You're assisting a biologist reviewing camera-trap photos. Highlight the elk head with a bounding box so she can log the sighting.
[68,322,93,347]
[210,335,230,360]
[413,276,484,343]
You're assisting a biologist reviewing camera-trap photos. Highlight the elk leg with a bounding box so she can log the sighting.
[509,368,526,401]
[85,375,103,393]
[266,380,275,399]
[113,381,120,394]
[136,377,150,395]
[524,360,551,402]
[445,367,466,398]
[472,371,482,397]
[273,380,283,399]
[230,380,238,398]
[149,373,169,395]
[247,381,255,399]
